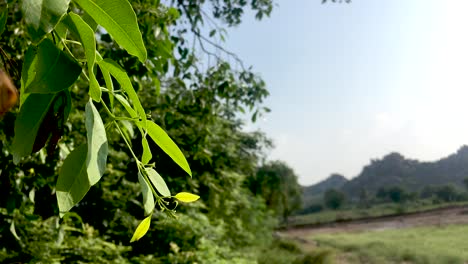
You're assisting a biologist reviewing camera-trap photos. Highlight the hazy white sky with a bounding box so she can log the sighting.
[223,0,468,185]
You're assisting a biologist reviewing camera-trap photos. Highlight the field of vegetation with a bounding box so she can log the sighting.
[311,224,468,264]
[289,201,468,227]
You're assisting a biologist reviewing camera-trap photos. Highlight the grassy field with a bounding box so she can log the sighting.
[289,200,468,227]
[311,224,468,264]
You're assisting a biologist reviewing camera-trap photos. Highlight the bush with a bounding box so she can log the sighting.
[324,189,346,210]
[293,251,333,264]
[297,204,324,215]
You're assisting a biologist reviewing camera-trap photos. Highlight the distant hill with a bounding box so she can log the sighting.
[341,146,468,198]
[302,173,348,205]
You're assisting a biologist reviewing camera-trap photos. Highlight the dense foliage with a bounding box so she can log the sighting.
[323,189,345,210]
[0,0,311,263]
[248,161,302,222]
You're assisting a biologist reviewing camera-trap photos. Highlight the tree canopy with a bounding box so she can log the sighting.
[249,160,302,222]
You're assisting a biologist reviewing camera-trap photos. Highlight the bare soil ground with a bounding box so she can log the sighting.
[283,205,468,238]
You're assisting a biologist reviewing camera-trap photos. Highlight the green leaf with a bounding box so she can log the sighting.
[209,29,216,37]
[31,91,71,153]
[119,120,134,143]
[114,94,136,119]
[130,215,151,243]
[85,99,108,185]
[56,145,90,216]
[54,20,68,50]
[10,221,20,241]
[55,102,107,215]
[146,168,170,197]
[29,188,35,203]
[141,136,152,165]
[174,192,200,203]
[54,20,68,39]
[73,0,147,62]
[24,38,81,94]
[82,12,97,32]
[11,93,56,164]
[138,172,154,216]
[146,121,191,177]
[154,77,160,96]
[19,47,36,106]
[66,13,101,101]
[97,59,146,121]
[0,8,7,37]
[21,0,70,42]
[99,60,114,109]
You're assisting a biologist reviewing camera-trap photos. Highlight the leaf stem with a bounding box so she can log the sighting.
[101,101,114,118]
[64,39,82,46]
[113,121,138,161]
[60,38,77,61]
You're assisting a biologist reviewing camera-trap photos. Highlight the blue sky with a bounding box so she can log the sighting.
[219,0,468,185]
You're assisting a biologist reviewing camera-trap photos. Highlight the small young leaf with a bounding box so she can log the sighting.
[174,192,200,203]
[56,145,90,215]
[66,13,101,101]
[10,221,20,241]
[146,121,191,177]
[85,99,108,185]
[138,172,155,216]
[29,188,35,203]
[24,39,81,94]
[73,0,147,62]
[146,168,170,197]
[141,136,152,165]
[0,9,7,37]
[209,29,216,37]
[130,215,151,243]
[21,0,70,41]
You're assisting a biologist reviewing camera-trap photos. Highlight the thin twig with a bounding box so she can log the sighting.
[180,4,246,70]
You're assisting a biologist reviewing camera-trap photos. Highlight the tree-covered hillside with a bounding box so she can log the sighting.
[341,146,468,199]
[299,146,468,211]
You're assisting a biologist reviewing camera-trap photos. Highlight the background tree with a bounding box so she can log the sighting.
[249,160,303,223]
[324,188,346,210]
[420,185,438,199]
[463,177,468,191]
[376,187,389,202]
[387,186,407,204]
[358,188,370,208]
[435,184,458,203]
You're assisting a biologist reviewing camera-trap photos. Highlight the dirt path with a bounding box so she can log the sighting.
[282,205,468,238]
